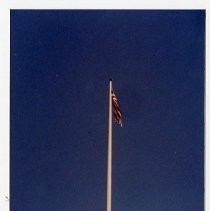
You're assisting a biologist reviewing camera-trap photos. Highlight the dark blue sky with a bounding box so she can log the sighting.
[11,10,204,211]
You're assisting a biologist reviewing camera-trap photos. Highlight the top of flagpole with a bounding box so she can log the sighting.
[109,78,112,81]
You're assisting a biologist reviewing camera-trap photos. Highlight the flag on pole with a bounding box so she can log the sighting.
[111,89,123,127]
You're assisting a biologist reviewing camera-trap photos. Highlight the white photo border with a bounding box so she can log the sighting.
[0,1,207,211]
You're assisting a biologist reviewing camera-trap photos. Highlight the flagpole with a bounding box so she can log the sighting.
[107,79,112,211]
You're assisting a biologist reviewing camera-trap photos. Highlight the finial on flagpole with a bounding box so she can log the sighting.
[109,78,112,81]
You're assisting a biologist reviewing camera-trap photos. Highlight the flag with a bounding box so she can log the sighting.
[111,89,123,127]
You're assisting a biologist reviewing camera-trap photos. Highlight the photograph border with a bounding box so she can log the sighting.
[0,1,207,211]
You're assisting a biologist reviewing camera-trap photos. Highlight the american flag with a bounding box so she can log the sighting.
[112,89,123,127]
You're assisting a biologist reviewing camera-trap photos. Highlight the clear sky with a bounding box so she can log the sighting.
[10,10,204,211]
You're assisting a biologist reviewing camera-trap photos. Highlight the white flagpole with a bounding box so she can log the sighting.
[107,79,112,211]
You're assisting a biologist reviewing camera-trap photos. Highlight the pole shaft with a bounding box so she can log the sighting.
[107,80,112,211]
